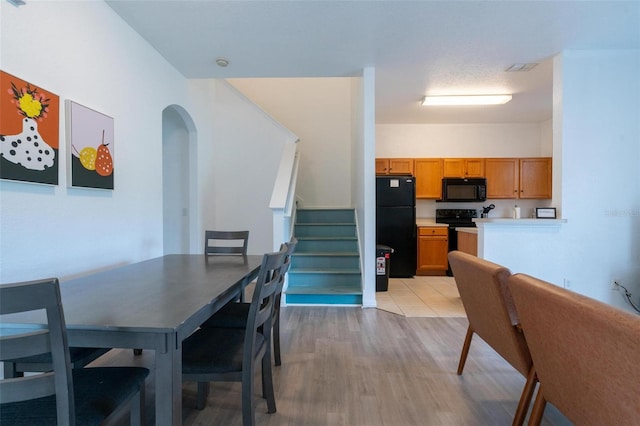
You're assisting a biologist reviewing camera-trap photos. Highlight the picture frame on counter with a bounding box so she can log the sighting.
[536,207,557,219]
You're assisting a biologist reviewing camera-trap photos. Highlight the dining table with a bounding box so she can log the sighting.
[0,254,263,425]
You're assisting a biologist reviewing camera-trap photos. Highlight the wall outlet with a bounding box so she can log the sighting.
[563,278,571,289]
[611,280,621,291]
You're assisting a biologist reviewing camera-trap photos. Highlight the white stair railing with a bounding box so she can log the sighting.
[269,142,300,251]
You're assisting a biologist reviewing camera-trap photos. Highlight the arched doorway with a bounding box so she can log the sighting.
[162,105,197,254]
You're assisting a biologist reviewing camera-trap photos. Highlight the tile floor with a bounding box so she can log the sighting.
[376,275,467,317]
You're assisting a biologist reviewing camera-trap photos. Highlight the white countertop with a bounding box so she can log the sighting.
[416,218,448,227]
[473,218,567,225]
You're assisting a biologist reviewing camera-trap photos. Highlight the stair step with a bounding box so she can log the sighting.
[291,253,360,270]
[296,237,358,253]
[289,208,361,306]
[288,270,361,287]
[296,208,355,224]
[294,223,356,238]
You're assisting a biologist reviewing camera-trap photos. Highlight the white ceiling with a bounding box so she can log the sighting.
[106,1,640,124]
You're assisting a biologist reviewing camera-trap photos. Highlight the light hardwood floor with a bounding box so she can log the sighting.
[100,305,570,425]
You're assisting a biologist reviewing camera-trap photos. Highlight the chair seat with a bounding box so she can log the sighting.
[0,367,149,425]
[182,327,265,375]
[201,302,250,329]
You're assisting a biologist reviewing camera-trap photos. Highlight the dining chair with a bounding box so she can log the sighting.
[204,230,250,256]
[0,278,150,426]
[182,245,288,426]
[200,236,298,366]
[204,229,250,303]
[509,273,640,425]
[448,251,536,426]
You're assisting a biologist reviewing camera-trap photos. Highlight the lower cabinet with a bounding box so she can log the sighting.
[457,230,478,256]
[417,226,449,276]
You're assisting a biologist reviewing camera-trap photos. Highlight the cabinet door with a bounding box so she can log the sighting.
[485,158,519,199]
[444,158,485,178]
[519,158,552,199]
[388,158,414,175]
[414,159,443,199]
[443,159,465,177]
[417,234,449,275]
[464,158,485,177]
[376,159,389,175]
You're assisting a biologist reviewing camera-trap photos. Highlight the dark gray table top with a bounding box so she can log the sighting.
[1,254,262,333]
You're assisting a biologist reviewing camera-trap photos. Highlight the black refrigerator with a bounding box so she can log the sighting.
[376,176,417,278]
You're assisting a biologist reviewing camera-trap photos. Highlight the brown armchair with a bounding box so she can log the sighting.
[448,251,536,426]
[508,273,640,425]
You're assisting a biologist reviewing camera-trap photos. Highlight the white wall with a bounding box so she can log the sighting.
[555,49,640,311]
[352,68,377,308]
[0,1,197,282]
[227,78,353,208]
[0,2,289,282]
[202,80,298,254]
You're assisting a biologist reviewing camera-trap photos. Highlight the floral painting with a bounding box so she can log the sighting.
[67,100,114,190]
[0,71,59,185]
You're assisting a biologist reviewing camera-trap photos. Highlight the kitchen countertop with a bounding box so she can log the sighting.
[416,218,448,227]
[473,218,567,225]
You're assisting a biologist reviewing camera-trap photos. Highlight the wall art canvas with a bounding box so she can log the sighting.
[66,100,114,190]
[0,71,60,185]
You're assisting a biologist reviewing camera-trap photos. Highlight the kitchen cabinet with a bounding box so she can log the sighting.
[519,158,552,199]
[417,226,448,275]
[376,158,414,175]
[457,230,478,256]
[414,158,443,199]
[485,157,552,199]
[443,158,485,178]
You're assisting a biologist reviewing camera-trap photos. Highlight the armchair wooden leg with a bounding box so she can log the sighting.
[512,365,537,426]
[457,326,474,375]
[527,388,547,426]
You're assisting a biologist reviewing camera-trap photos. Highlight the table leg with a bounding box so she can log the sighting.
[155,332,182,426]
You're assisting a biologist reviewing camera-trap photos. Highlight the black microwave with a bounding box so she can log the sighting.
[441,178,487,202]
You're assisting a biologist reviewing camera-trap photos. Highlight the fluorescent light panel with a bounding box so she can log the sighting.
[421,95,512,106]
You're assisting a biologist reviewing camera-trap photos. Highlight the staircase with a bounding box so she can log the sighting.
[285,208,362,305]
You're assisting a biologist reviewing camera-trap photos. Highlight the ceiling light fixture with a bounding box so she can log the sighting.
[421,95,512,106]
[215,57,229,67]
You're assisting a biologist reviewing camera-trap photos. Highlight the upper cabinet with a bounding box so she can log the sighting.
[443,158,485,178]
[378,156,552,200]
[414,158,444,199]
[376,158,414,175]
[485,157,552,199]
[519,158,552,199]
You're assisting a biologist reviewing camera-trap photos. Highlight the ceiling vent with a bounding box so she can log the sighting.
[505,63,538,72]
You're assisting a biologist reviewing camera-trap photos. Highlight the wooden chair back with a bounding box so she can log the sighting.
[509,273,640,425]
[449,251,532,376]
[448,251,535,425]
[0,278,75,425]
[204,230,249,256]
